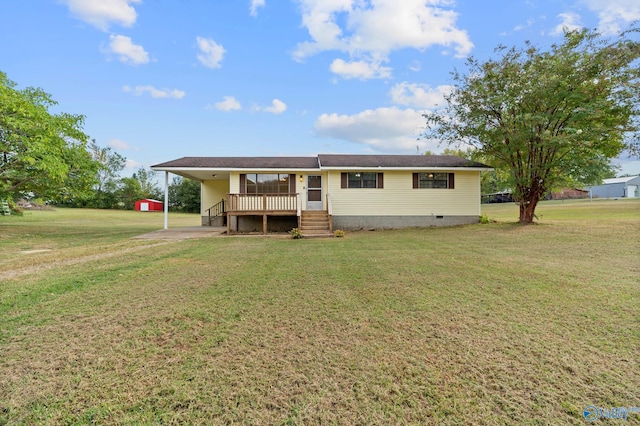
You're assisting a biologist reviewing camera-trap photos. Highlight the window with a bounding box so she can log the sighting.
[244,173,293,194]
[413,173,455,189]
[341,172,384,189]
[348,172,376,188]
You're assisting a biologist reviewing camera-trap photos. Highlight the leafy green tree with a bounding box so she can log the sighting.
[56,140,99,204]
[133,167,162,201]
[91,140,125,192]
[117,176,143,210]
[116,168,162,210]
[438,148,512,195]
[423,27,640,223]
[0,71,97,201]
[169,176,200,213]
[85,140,126,208]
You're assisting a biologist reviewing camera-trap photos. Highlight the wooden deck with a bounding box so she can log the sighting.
[226,193,300,234]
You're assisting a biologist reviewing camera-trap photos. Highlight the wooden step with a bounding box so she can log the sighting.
[300,219,329,225]
[301,214,328,219]
[301,225,329,231]
[299,210,331,237]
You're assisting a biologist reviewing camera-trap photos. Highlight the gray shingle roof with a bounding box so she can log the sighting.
[152,156,320,169]
[317,154,490,168]
[152,155,491,170]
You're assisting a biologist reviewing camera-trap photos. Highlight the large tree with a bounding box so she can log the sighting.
[84,140,126,208]
[423,27,640,223]
[0,71,97,200]
[90,140,126,194]
[169,176,200,213]
[116,168,162,210]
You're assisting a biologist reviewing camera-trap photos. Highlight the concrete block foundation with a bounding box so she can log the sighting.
[331,215,479,230]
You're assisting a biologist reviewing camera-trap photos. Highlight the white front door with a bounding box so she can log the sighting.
[307,175,323,210]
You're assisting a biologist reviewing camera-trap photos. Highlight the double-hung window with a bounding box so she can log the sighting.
[341,172,384,189]
[413,173,455,189]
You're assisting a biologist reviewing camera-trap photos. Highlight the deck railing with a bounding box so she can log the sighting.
[227,193,298,213]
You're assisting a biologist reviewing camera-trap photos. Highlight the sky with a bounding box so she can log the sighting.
[1,0,639,176]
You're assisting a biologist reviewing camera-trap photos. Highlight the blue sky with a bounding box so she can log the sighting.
[1,0,639,176]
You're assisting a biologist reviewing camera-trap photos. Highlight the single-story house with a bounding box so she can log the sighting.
[134,198,164,212]
[586,176,640,199]
[151,154,492,235]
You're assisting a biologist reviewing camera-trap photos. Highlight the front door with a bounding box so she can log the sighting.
[307,175,323,210]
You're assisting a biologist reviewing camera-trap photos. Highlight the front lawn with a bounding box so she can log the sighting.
[1,201,638,424]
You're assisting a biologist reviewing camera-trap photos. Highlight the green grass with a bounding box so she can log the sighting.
[0,207,199,279]
[482,197,640,222]
[1,201,639,424]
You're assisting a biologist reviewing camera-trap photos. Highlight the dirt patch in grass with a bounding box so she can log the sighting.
[0,241,170,282]
[132,227,225,240]
[19,249,52,255]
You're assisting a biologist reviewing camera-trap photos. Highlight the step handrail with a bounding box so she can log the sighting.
[326,194,333,232]
[205,198,226,225]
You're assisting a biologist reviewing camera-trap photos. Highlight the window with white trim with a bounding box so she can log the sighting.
[341,172,384,189]
[413,172,455,189]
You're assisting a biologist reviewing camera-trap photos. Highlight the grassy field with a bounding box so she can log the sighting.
[0,201,639,425]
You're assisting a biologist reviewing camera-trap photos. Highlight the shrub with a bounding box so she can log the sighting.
[479,214,492,224]
[333,229,345,238]
[289,228,303,239]
[2,199,23,216]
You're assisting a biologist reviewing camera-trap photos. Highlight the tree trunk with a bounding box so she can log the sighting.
[518,197,539,224]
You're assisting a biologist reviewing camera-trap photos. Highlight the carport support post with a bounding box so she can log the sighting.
[163,171,169,229]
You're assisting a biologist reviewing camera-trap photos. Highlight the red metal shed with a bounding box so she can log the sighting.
[134,199,163,212]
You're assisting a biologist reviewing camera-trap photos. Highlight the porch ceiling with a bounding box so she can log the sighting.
[161,169,231,182]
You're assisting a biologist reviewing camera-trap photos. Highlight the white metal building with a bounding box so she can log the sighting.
[586,176,640,198]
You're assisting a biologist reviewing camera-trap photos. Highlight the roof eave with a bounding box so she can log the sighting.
[151,166,322,172]
[320,166,493,172]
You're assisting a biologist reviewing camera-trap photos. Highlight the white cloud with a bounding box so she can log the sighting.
[62,0,140,31]
[122,85,186,99]
[580,0,640,34]
[389,82,453,109]
[314,107,432,152]
[550,12,583,36]
[196,37,225,69]
[105,34,149,65]
[293,0,473,79]
[125,158,143,169]
[214,96,242,111]
[408,61,422,72]
[260,99,287,114]
[108,138,139,151]
[329,58,391,80]
[250,0,266,16]
[513,18,535,32]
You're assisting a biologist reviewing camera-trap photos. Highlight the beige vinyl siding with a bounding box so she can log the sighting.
[201,180,228,215]
[229,173,241,194]
[328,170,480,216]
